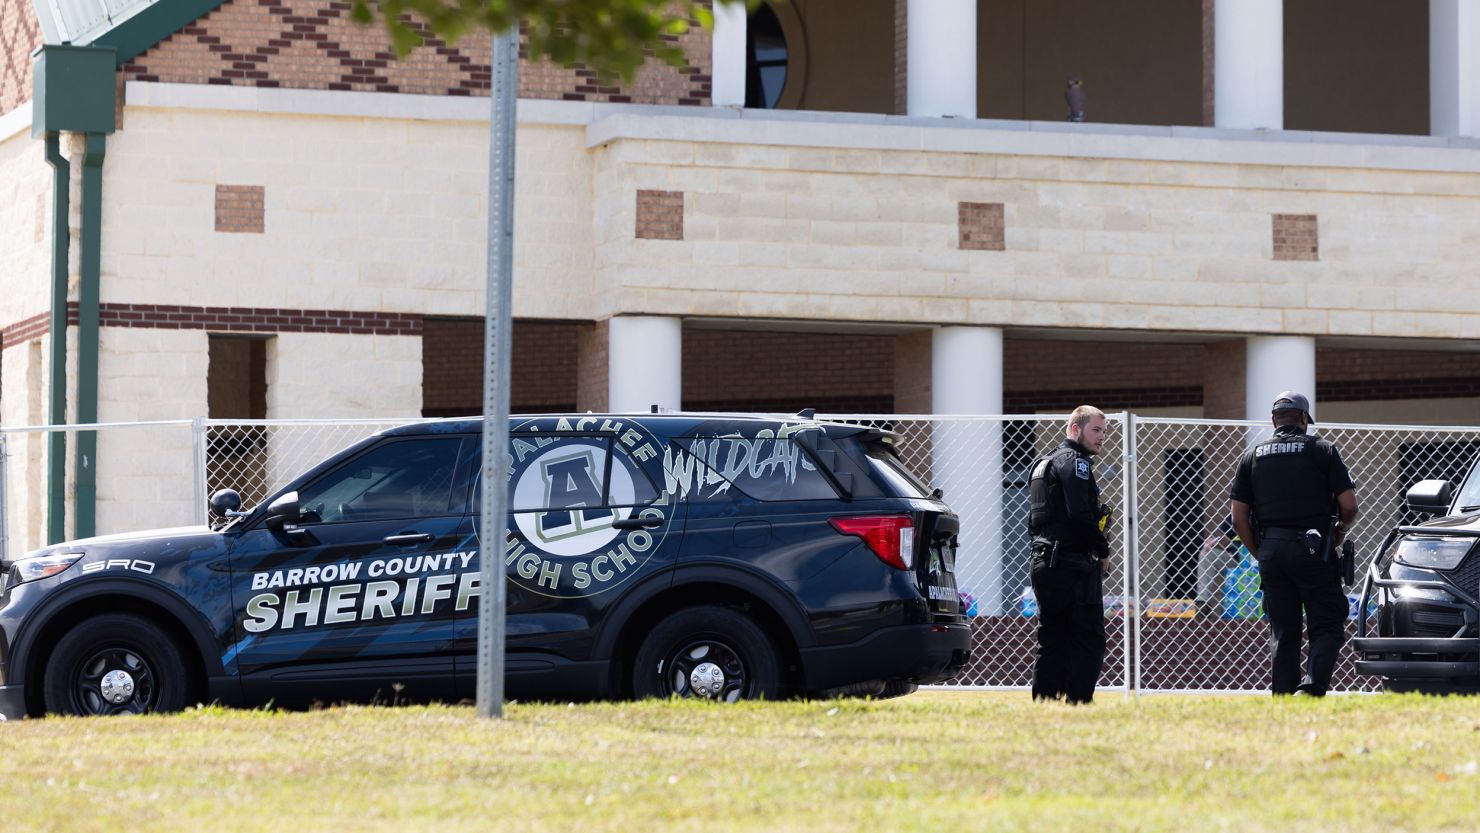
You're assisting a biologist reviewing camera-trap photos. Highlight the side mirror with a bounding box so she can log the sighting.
[1406,479,1453,515]
[262,491,302,532]
[209,489,243,517]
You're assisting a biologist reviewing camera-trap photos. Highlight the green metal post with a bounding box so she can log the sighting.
[43,134,69,545]
[75,133,106,540]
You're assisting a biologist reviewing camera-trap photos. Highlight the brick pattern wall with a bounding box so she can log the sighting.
[1,311,48,348]
[576,320,609,412]
[958,202,1005,251]
[1200,340,1246,418]
[893,0,906,116]
[1004,340,1204,412]
[0,304,423,344]
[636,189,684,240]
[1318,348,1480,401]
[0,0,41,116]
[91,303,422,334]
[893,331,931,413]
[520,12,713,105]
[682,329,895,412]
[1201,0,1214,126]
[422,318,580,416]
[421,317,482,415]
[215,185,265,233]
[1272,213,1319,261]
[120,0,712,104]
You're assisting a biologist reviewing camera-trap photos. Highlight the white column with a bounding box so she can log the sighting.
[931,327,1004,614]
[1245,336,1316,422]
[1214,0,1283,129]
[907,0,976,118]
[1430,0,1480,137]
[712,0,748,107]
[608,316,682,413]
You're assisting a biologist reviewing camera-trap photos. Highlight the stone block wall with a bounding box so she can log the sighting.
[267,331,421,418]
[101,107,593,320]
[93,328,208,536]
[590,124,1480,342]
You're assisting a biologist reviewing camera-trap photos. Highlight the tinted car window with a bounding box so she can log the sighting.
[865,441,932,499]
[674,435,836,501]
[473,435,660,513]
[299,438,461,523]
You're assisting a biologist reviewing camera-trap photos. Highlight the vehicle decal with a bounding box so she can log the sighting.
[241,550,479,633]
[664,423,820,500]
[80,559,157,575]
[472,417,672,599]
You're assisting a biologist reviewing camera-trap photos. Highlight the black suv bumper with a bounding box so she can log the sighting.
[800,621,971,691]
[1353,637,1480,681]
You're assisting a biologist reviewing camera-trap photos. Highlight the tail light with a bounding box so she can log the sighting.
[829,516,914,570]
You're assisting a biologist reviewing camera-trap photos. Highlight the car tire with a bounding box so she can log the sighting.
[43,613,191,716]
[632,606,781,702]
[877,680,919,700]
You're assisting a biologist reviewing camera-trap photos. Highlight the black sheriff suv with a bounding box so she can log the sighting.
[0,413,969,717]
[1354,460,1480,693]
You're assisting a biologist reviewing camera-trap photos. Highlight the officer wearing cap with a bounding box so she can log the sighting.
[1229,391,1359,696]
[1027,405,1112,704]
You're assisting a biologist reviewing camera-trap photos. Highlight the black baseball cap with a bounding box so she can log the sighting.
[1271,390,1314,424]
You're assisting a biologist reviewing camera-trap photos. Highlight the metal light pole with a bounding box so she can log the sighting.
[476,27,518,719]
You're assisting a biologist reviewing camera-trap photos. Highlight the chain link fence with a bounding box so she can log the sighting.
[202,419,418,529]
[3,413,1477,693]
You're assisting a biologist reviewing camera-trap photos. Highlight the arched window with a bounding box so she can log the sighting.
[744,3,788,109]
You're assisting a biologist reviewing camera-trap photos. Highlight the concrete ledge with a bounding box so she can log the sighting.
[0,100,33,143]
[126,82,598,126]
[121,81,1480,174]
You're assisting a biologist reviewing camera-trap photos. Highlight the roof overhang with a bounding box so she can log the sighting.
[31,0,225,66]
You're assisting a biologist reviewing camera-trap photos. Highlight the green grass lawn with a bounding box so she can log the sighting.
[3,691,1478,832]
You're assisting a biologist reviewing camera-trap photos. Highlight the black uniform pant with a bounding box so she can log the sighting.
[1256,539,1348,695]
[1029,554,1106,704]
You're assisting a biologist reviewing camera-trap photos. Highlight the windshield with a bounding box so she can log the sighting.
[1456,457,1480,511]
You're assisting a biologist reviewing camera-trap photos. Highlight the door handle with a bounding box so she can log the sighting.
[384,532,435,546]
[611,516,662,530]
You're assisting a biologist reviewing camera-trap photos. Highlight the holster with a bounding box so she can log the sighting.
[1030,540,1061,569]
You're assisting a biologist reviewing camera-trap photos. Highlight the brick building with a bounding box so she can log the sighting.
[5,0,1480,551]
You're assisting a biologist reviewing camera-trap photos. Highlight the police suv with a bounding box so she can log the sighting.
[0,414,970,717]
[1354,461,1480,693]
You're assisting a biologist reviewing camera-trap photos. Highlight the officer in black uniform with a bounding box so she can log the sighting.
[1229,391,1359,696]
[1028,405,1112,704]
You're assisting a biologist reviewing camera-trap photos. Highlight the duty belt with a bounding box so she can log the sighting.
[1031,541,1097,569]
[1262,526,1322,556]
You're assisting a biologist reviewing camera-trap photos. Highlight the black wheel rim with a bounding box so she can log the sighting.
[658,638,749,702]
[69,645,158,715]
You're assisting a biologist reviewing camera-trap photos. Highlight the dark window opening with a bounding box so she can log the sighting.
[745,3,788,109]
[1163,448,1206,600]
[422,318,579,418]
[206,335,270,513]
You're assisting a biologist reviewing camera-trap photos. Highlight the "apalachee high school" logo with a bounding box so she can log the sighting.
[489,417,672,598]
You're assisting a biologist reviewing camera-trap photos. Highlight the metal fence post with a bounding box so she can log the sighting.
[191,417,207,526]
[1120,412,1139,697]
[0,433,9,561]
